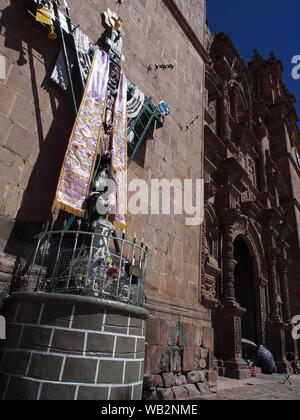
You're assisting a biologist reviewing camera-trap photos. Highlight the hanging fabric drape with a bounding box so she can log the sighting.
[55,49,109,217]
[109,72,128,229]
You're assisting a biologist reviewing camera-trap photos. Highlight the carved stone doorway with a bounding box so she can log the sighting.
[234,236,258,347]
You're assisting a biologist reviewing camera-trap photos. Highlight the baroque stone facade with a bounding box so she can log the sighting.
[204,32,300,377]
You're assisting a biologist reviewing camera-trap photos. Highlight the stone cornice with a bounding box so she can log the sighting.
[163,0,210,64]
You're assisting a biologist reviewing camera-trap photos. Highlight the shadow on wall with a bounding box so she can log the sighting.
[0,0,75,259]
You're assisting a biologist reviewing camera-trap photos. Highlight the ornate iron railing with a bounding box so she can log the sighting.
[26,226,148,307]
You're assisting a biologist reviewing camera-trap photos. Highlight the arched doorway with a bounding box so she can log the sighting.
[234,236,258,345]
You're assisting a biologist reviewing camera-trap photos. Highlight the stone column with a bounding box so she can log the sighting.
[266,251,290,373]
[278,258,292,324]
[216,223,250,379]
[220,84,231,143]
[222,225,237,305]
[267,251,281,323]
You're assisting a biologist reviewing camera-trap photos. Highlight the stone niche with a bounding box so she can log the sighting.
[0,292,149,400]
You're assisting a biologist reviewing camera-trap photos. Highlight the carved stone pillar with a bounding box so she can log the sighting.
[220,84,231,143]
[267,251,281,323]
[278,258,292,324]
[222,225,237,304]
[215,304,250,380]
[266,251,291,373]
[258,141,268,194]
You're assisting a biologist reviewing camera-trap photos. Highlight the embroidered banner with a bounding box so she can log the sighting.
[109,72,128,229]
[55,49,109,217]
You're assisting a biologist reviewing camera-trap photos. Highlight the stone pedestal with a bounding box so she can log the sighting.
[0,292,149,400]
[266,321,291,374]
[216,303,251,380]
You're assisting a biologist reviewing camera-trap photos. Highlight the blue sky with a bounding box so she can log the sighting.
[207,0,300,121]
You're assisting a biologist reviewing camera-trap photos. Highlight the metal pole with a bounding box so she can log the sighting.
[64,5,86,93]
[52,1,78,116]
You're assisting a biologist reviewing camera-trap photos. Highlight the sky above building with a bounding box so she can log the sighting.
[207,0,300,122]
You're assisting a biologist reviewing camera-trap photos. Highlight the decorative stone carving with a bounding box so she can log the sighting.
[222,225,237,304]
[277,258,292,324]
[267,250,282,323]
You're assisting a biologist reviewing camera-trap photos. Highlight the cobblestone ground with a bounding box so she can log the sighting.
[203,374,300,400]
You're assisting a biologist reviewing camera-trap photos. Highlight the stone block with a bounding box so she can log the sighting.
[157,388,174,401]
[40,383,76,401]
[0,252,16,274]
[115,336,136,359]
[10,95,37,133]
[63,357,97,384]
[196,382,211,396]
[144,344,164,375]
[182,347,195,372]
[86,333,114,356]
[147,374,163,389]
[20,326,52,351]
[187,370,207,384]
[0,115,13,146]
[3,351,30,375]
[203,327,214,350]
[14,301,42,325]
[1,184,24,219]
[71,305,103,331]
[184,384,202,398]
[5,376,40,400]
[125,361,141,383]
[206,370,218,384]
[132,384,143,401]
[40,302,73,328]
[0,84,15,116]
[6,123,33,160]
[51,329,85,355]
[162,372,176,388]
[4,324,22,348]
[104,313,129,334]
[77,386,109,401]
[98,360,124,384]
[171,385,189,400]
[136,338,146,355]
[110,386,132,400]
[0,146,24,186]
[28,353,64,381]
[175,374,187,386]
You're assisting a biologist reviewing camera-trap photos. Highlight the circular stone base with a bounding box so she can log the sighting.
[0,293,149,400]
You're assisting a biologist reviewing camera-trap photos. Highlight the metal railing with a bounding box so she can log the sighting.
[26,227,148,307]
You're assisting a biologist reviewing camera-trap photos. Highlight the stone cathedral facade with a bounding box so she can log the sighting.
[0,0,299,401]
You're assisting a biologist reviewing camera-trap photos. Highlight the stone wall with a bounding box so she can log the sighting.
[0,293,149,400]
[0,253,16,306]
